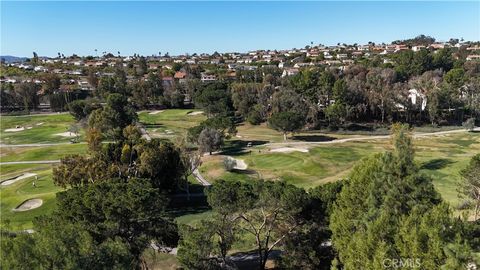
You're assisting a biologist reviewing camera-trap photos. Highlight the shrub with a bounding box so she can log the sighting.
[223,157,237,171]
[463,118,476,131]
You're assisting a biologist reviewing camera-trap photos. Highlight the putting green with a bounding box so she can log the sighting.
[0,165,62,230]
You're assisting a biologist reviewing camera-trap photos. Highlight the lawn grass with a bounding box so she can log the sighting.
[200,132,480,206]
[138,109,206,139]
[0,113,80,144]
[0,165,62,230]
[0,143,87,162]
[1,109,477,234]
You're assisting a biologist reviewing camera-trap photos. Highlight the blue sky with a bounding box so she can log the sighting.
[1,1,479,57]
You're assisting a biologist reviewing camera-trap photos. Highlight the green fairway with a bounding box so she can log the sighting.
[138,109,206,138]
[0,164,62,230]
[0,113,81,144]
[200,132,480,206]
[0,143,87,162]
[1,109,477,231]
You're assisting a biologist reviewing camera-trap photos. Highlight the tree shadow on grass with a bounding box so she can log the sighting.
[291,135,337,142]
[143,123,165,128]
[420,158,455,170]
[230,169,258,176]
[221,140,268,156]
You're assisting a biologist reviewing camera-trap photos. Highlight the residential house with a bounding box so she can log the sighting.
[201,73,217,82]
[466,55,480,61]
[281,68,299,77]
[174,71,187,83]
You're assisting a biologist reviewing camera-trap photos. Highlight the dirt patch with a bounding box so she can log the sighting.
[270,147,309,153]
[54,132,76,137]
[36,122,45,126]
[187,111,203,116]
[13,199,43,211]
[148,110,164,115]
[1,173,37,186]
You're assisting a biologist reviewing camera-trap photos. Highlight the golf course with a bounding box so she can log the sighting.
[1,109,479,231]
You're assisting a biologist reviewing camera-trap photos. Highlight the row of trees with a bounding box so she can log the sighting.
[230,61,479,131]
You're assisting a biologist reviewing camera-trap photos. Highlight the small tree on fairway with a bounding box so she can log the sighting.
[463,118,476,132]
[198,127,224,155]
[223,156,237,171]
[268,111,305,141]
[459,154,480,220]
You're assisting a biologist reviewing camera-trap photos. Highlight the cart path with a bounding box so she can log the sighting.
[264,128,480,147]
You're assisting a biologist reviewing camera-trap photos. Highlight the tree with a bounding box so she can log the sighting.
[42,73,61,95]
[463,118,476,132]
[52,154,109,188]
[366,67,396,123]
[194,82,232,116]
[1,219,136,269]
[268,111,305,141]
[88,93,137,140]
[177,137,201,197]
[329,124,469,269]
[136,56,148,77]
[231,82,261,117]
[177,217,237,269]
[197,127,224,155]
[68,100,88,120]
[459,154,480,220]
[280,182,342,270]
[137,139,185,191]
[207,180,308,269]
[15,82,40,112]
[55,178,179,261]
[223,156,237,171]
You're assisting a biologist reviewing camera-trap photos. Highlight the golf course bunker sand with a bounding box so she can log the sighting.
[4,126,32,132]
[54,132,76,137]
[13,199,43,211]
[1,173,37,186]
[226,157,248,170]
[270,147,309,153]
[148,110,164,115]
[187,111,203,116]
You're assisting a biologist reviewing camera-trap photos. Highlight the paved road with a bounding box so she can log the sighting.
[0,142,84,148]
[0,160,60,165]
[139,126,152,141]
[192,167,211,186]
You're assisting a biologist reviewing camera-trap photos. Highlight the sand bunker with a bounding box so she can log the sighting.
[148,110,164,115]
[14,199,43,211]
[226,157,248,170]
[234,159,248,170]
[36,122,45,126]
[54,132,76,137]
[270,147,309,153]
[5,127,26,132]
[187,111,203,116]
[1,173,37,186]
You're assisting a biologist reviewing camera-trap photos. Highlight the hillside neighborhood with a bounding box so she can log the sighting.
[2,36,479,110]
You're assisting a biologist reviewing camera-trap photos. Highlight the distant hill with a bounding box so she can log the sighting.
[0,55,28,63]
